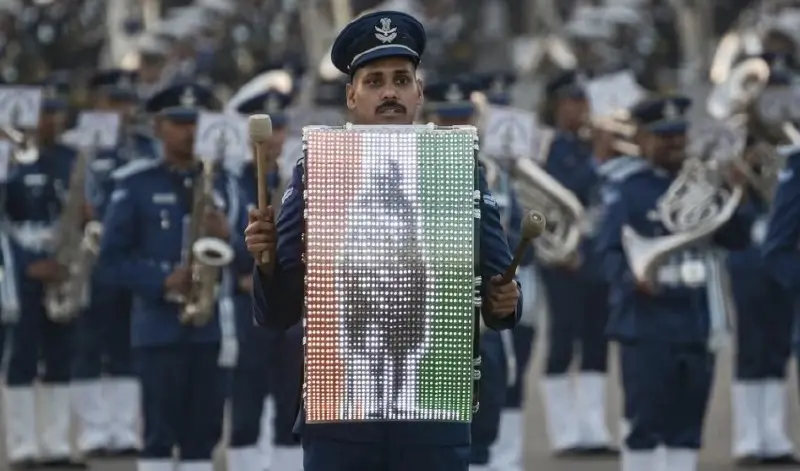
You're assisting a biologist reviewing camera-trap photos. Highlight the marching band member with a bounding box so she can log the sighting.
[476,71,538,471]
[97,81,250,471]
[245,10,521,470]
[728,53,798,466]
[70,68,158,459]
[227,84,303,471]
[420,75,509,471]
[537,69,614,456]
[2,81,86,468]
[595,96,751,471]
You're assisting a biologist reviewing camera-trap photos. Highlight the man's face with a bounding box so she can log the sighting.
[95,94,138,125]
[638,129,686,172]
[346,57,423,125]
[37,110,66,143]
[156,117,196,161]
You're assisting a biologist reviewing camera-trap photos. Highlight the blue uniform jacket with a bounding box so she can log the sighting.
[763,151,800,345]
[86,131,159,221]
[3,144,76,286]
[251,158,522,446]
[595,165,750,345]
[97,158,251,347]
[541,132,601,277]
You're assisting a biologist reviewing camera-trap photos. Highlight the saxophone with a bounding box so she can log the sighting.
[179,156,235,327]
[44,133,99,322]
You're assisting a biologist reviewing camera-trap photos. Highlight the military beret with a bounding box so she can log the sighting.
[630,95,692,134]
[145,82,216,121]
[235,89,291,128]
[545,69,589,98]
[89,69,138,101]
[331,11,426,75]
[424,76,480,118]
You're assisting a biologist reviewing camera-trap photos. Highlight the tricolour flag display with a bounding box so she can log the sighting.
[303,125,478,423]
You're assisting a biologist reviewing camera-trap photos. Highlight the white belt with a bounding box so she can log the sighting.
[9,223,55,253]
[655,260,707,288]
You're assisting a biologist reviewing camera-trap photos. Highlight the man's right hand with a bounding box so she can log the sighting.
[26,259,66,283]
[245,207,276,269]
[164,265,193,298]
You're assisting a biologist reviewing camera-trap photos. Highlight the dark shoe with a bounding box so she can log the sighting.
[38,458,88,468]
[735,455,762,467]
[760,454,800,466]
[554,446,586,458]
[574,445,619,457]
[104,448,139,458]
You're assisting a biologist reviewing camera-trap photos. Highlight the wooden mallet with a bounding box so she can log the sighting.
[248,114,273,264]
[499,210,547,284]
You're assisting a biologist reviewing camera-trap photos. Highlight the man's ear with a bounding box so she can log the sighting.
[346,82,356,110]
[416,78,424,107]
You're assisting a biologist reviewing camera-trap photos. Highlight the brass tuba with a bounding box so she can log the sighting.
[179,137,235,326]
[511,157,584,265]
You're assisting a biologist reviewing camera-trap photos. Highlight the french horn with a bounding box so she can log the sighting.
[510,157,584,265]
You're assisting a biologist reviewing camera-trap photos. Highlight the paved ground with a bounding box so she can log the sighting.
[5,338,796,470]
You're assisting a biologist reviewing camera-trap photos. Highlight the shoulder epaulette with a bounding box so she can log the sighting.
[599,156,650,183]
[111,158,160,181]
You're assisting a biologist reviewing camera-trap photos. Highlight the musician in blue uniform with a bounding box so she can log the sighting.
[728,53,798,466]
[537,69,614,455]
[419,76,509,470]
[227,85,304,471]
[475,71,538,471]
[2,83,87,468]
[244,11,521,471]
[98,82,250,471]
[71,68,159,458]
[762,142,800,461]
[595,96,751,471]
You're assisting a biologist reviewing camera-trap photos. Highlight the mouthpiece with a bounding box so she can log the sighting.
[249,114,273,142]
[521,210,546,240]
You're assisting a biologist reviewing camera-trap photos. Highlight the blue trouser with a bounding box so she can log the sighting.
[470,331,507,464]
[506,325,535,409]
[731,272,793,380]
[267,324,304,445]
[302,438,470,471]
[620,341,714,450]
[7,282,74,385]
[540,268,609,375]
[71,283,133,379]
[135,343,228,461]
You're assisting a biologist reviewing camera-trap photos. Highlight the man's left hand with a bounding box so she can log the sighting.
[485,275,520,318]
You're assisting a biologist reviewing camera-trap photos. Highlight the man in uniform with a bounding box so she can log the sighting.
[97,81,250,471]
[537,69,614,456]
[71,67,159,459]
[595,96,751,471]
[2,81,86,469]
[244,10,522,471]
[227,84,304,471]
[420,75,509,470]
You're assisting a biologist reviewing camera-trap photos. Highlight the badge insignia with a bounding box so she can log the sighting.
[180,87,197,107]
[374,18,397,44]
[663,100,679,120]
[445,83,463,102]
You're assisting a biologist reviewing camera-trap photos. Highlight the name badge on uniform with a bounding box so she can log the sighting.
[23,173,46,186]
[680,259,706,286]
[152,193,176,204]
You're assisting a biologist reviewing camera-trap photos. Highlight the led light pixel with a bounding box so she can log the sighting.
[303,126,477,423]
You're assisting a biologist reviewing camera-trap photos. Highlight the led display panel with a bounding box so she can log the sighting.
[303,125,477,423]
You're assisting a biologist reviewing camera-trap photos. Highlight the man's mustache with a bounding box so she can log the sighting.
[376,101,406,114]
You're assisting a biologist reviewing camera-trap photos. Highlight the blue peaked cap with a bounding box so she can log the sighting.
[630,95,692,135]
[235,89,291,128]
[145,82,216,122]
[425,77,480,119]
[331,11,426,75]
[476,71,516,105]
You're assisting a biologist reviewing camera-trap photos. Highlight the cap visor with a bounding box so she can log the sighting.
[648,120,687,134]
[351,46,419,72]
[162,107,199,122]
